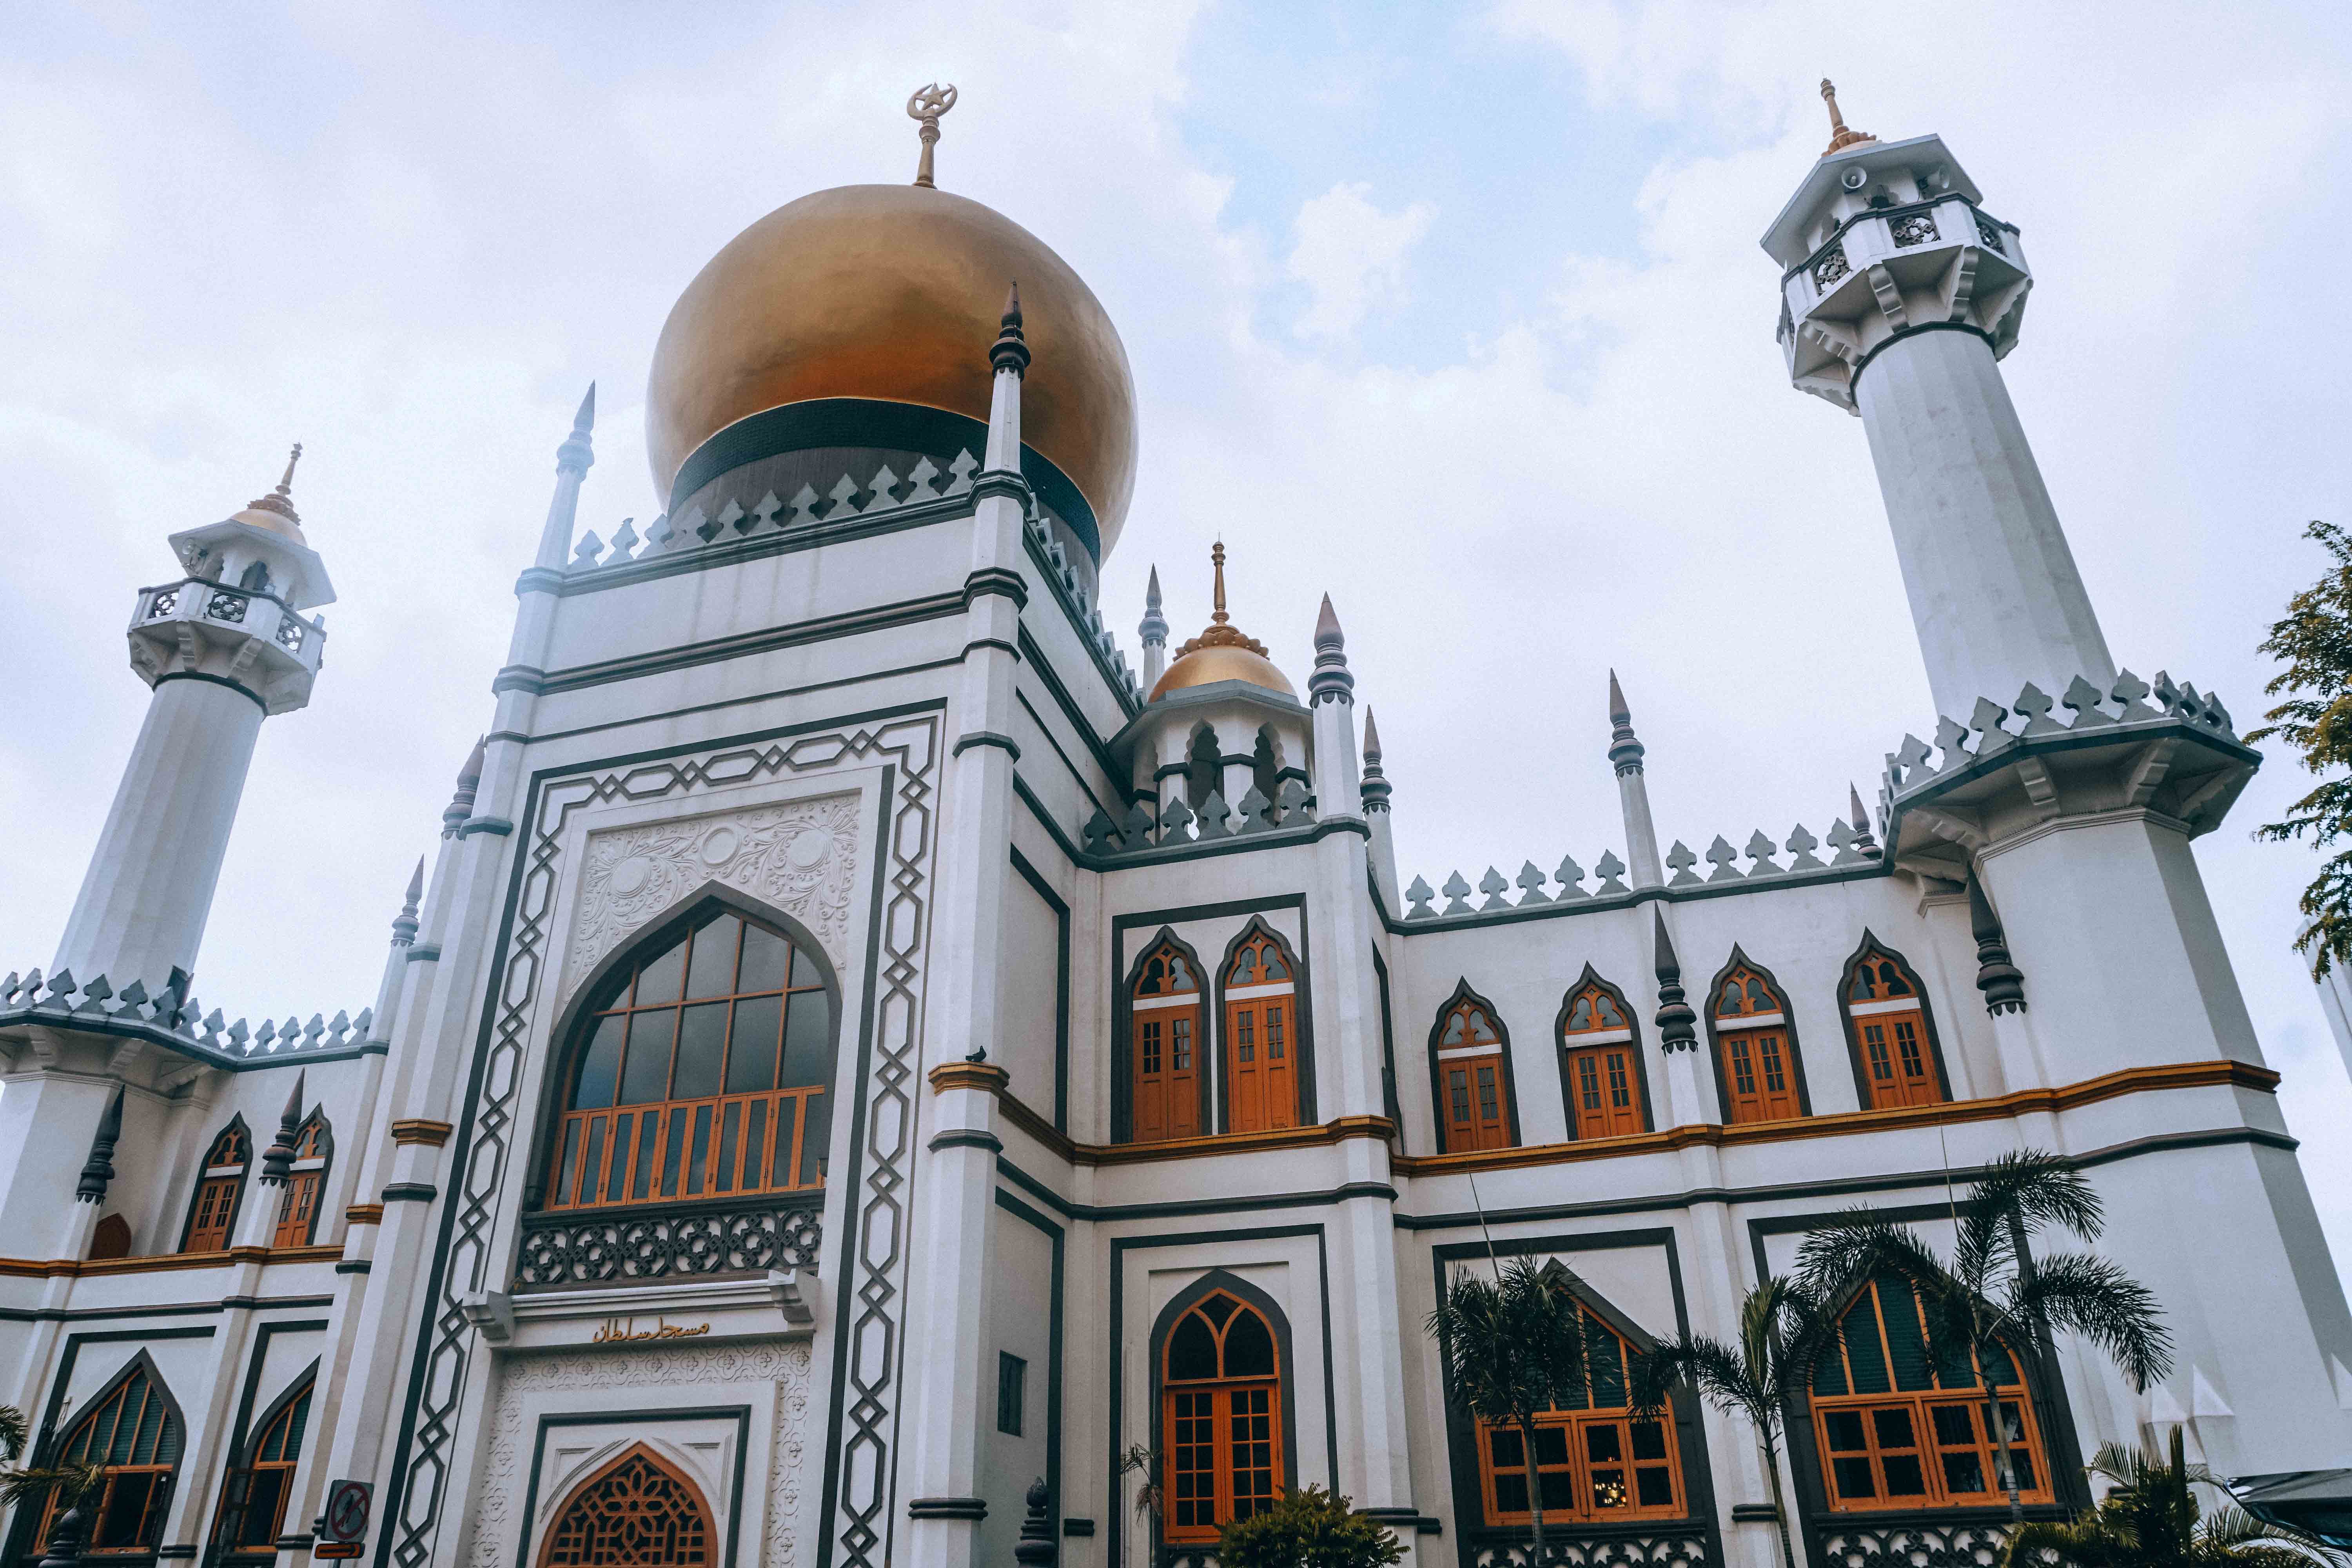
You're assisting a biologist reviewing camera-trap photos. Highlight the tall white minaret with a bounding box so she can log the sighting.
[1764,82,2112,719]
[51,450,333,993]
[1608,670,1666,889]
[1138,564,1169,693]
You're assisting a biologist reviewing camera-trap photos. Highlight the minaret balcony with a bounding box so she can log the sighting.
[128,575,327,713]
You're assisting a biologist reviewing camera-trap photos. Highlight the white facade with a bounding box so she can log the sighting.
[3,104,2348,1568]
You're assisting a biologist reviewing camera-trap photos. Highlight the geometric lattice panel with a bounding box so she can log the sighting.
[541,1448,712,1566]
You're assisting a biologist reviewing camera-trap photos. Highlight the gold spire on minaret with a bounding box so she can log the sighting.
[907,82,958,188]
[229,442,309,541]
[1149,539,1294,699]
[1819,78,1877,157]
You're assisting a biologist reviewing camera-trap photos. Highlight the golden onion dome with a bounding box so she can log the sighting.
[1149,543,1295,701]
[645,181,1138,559]
[227,445,309,545]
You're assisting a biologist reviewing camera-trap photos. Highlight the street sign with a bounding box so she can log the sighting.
[315,1545,363,1560]
[322,1478,373,1546]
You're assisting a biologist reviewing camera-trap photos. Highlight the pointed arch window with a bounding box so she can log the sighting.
[1431,992,1515,1152]
[1473,1293,1684,1524]
[538,1444,715,1566]
[1713,964,1803,1123]
[1810,1276,2052,1511]
[212,1376,313,1559]
[34,1360,183,1553]
[548,910,835,1211]
[1844,945,1945,1110]
[182,1121,249,1252]
[1130,938,1205,1143]
[1222,928,1299,1134]
[1559,978,1646,1140]
[270,1112,332,1247]
[1163,1290,1285,1542]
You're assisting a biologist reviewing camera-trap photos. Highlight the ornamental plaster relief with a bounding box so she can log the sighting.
[467,1338,812,1568]
[560,791,863,1005]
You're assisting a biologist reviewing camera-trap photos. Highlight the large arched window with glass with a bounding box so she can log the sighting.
[1809,1275,2053,1512]
[1127,935,1206,1143]
[1221,922,1302,1135]
[1557,971,1649,1140]
[548,908,835,1211]
[1842,939,1948,1111]
[180,1118,250,1252]
[31,1355,184,1554]
[1472,1292,1685,1525]
[1428,984,1517,1153]
[1708,953,1806,1124]
[1161,1287,1286,1543]
[212,1374,314,1561]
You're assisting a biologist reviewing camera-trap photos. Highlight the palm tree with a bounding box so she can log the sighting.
[1425,1257,1595,1568]
[2005,1426,2344,1568]
[1797,1149,2173,1526]
[1,1403,103,1563]
[1628,1275,1848,1568]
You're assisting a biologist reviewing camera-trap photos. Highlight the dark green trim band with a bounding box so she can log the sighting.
[154,670,267,714]
[381,1183,438,1203]
[926,1128,1004,1154]
[1849,318,1998,395]
[952,732,1021,761]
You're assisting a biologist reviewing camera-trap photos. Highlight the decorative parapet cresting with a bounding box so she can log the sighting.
[512,1193,824,1290]
[1085,779,1315,858]
[561,449,1144,703]
[0,966,374,1065]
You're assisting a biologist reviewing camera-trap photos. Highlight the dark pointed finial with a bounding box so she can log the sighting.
[1309,593,1352,705]
[907,82,958,188]
[1146,564,1162,608]
[1362,707,1383,760]
[1139,565,1169,647]
[557,384,597,474]
[443,736,487,837]
[392,855,425,946]
[1969,873,2027,1014]
[1359,707,1392,814]
[991,281,1031,377]
[1608,668,1645,777]
[574,382,597,432]
[1652,908,1697,1052]
[1014,1477,1056,1568]
[260,1071,306,1186]
[1848,782,1880,857]
[77,1085,126,1203]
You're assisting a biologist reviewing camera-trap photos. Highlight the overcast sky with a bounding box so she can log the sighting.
[7,2,2352,1282]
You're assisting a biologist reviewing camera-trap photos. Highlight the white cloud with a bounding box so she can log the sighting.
[1284,180,1436,338]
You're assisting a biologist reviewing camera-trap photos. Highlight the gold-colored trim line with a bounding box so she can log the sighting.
[390,1119,455,1147]
[0,1243,345,1278]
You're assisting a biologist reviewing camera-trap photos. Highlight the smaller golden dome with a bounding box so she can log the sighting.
[1148,543,1295,701]
[229,445,309,545]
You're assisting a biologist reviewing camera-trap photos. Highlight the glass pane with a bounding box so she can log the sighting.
[604,1114,635,1203]
[686,916,739,999]
[1538,1470,1576,1511]
[1533,1425,1570,1466]
[727,995,783,1091]
[573,1015,624,1109]
[1823,1410,1867,1452]
[661,1107,688,1195]
[1494,1472,1530,1516]
[98,1475,153,1547]
[739,923,793,993]
[781,991,833,1088]
[619,1011,674,1104]
[581,1119,606,1202]
[1832,1456,1878,1499]
[716,1102,741,1192]
[1882,1455,1928,1496]
[1843,1297,1892,1394]
[635,937,687,1005]
[1489,1427,1524,1468]
[770,1097,799,1188]
[1932,1405,1976,1446]
[555,1122,581,1205]
[1943,1450,1987,1494]
[685,1104,712,1193]
[632,1113,658,1199]
[1585,1424,1623,1461]
[241,1470,287,1545]
[1592,1466,1628,1509]
[1637,1465,1674,1508]
[1224,1308,1275,1376]
[1168,1315,1217,1380]
[800,1089,830,1185]
[1871,1407,1916,1448]
[742,1100,768,1189]
[672,1003,728,1098]
[1631,1420,1668,1461]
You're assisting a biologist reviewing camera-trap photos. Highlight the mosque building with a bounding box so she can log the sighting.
[3,80,2348,1568]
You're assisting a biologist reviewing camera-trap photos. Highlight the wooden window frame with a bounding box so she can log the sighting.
[536,1442,716,1567]
[1810,1276,2053,1513]
[1428,983,1519,1153]
[1470,1299,1685,1525]
[1160,1290,1287,1543]
[544,908,837,1215]
[270,1112,333,1247]
[1127,936,1207,1145]
[1704,949,1811,1124]
[212,1375,314,1559]
[1838,936,1952,1111]
[180,1118,251,1253]
[35,1356,183,1556]
[1219,923,1302,1136]
[1555,969,1650,1140]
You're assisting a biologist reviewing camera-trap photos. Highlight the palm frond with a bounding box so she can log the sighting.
[1972,1150,2107,1242]
[2198,1501,2348,1564]
[0,1403,27,1465]
[1627,1337,1752,1425]
[2015,1251,2174,1390]
[0,1461,102,1512]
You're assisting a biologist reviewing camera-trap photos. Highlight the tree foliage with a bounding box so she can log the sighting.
[1216,1485,1405,1568]
[2004,1426,2344,1568]
[2250,519,2352,978]
[0,1403,103,1544]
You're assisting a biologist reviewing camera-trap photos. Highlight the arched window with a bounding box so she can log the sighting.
[1810,1276,2052,1512]
[1474,1292,1685,1524]
[1843,941,1946,1111]
[1222,925,1300,1134]
[548,909,835,1211]
[1129,936,1205,1143]
[1162,1290,1284,1542]
[34,1357,183,1553]
[1250,728,1281,807]
[1557,974,1648,1140]
[182,1119,250,1252]
[1186,726,1221,809]
[212,1375,313,1559]
[538,1444,715,1566]
[1429,986,1516,1153]
[1710,957,1804,1124]
[271,1112,332,1247]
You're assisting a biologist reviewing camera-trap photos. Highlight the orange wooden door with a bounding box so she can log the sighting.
[1856,1008,1939,1108]
[1225,994,1297,1133]
[1720,1027,1802,1122]
[1132,1004,1202,1141]
[1566,1046,1644,1138]
[1441,1058,1512,1150]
